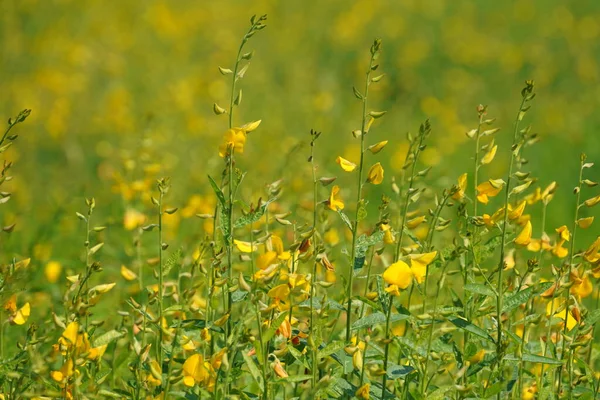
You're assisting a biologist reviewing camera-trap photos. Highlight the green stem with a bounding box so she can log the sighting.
[557,156,584,397]
[157,191,164,367]
[310,136,319,395]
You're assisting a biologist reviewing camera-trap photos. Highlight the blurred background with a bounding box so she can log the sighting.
[1,0,599,276]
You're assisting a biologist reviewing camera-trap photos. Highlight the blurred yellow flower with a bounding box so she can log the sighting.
[515,221,532,246]
[336,156,357,172]
[328,185,344,211]
[45,261,62,283]
[452,173,467,201]
[124,208,146,231]
[120,265,138,281]
[366,162,384,185]
[476,179,504,204]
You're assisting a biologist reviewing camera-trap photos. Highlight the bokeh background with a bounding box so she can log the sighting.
[1,0,599,276]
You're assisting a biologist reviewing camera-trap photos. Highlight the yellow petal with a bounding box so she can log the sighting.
[328,185,344,211]
[452,173,468,200]
[120,265,138,281]
[383,260,413,289]
[240,120,261,132]
[368,140,388,154]
[267,284,290,300]
[234,240,256,253]
[90,283,116,294]
[366,162,384,185]
[555,225,570,241]
[577,217,594,229]
[336,156,357,172]
[62,321,79,345]
[515,221,532,246]
[45,261,62,283]
[12,302,30,325]
[508,201,526,220]
[481,144,498,165]
[406,215,426,229]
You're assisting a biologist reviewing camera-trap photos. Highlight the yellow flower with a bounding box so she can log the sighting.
[268,284,290,301]
[336,156,357,172]
[584,237,600,263]
[120,265,138,281]
[234,239,257,253]
[380,223,395,244]
[406,215,426,229]
[270,235,291,260]
[555,225,570,241]
[218,128,247,158]
[356,383,370,399]
[515,221,532,246]
[368,140,388,154]
[182,354,212,387]
[256,251,278,270]
[476,179,504,204]
[546,299,577,331]
[508,201,526,220]
[366,162,384,185]
[383,260,412,290]
[524,187,542,205]
[409,251,437,284]
[11,302,30,325]
[328,185,344,211]
[584,194,600,207]
[578,217,594,229]
[552,239,569,258]
[570,270,593,298]
[480,143,498,165]
[45,261,62,283]
[452,173,467,201]
[124,208,146,231]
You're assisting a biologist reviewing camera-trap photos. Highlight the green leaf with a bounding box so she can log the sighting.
[234,198,276,229]
[242,352,264,391]
[337,209,353,233]
[93,330,124,347]
[449,317,494,343]
[208,175,226,208]
[464,283,496,297]
[162,248,182,277]
[317,340,345,359]
[504,353,562,365]
[427,385,454,400]
[585,309,600,327]
[355,230,385,259]
[352,312,409,331]
[263,312,288,343]
[502,282,553,313]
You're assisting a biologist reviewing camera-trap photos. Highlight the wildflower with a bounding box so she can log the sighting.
[476,179,505,204]
[577,216,594,229]
[570,270,593,298]
[4,295,30,325]
[182,354,213,388]
[546,299,577,331]
[45,261,62,283]
[452,173,467,201]
[328,185,344,211]
[269,235,291,260]
[256,251,278,270]
[356,383,371,399]
[524,187,542,205]
[380,223,395,244]
[368,140,388,154]
[514,221,532,246]
[123,208,146,231]
[480,143,498,165]
[409,251,437,284]
[508,201,526,220]
[336,156,356,172]
[584,237,600,263]
[555,225,570,241]
[383,260,412,291]
[584,194,600,208]
[366,162,384,184]
[406,215,426,229]
[272,358,288,378]
[234,239,257,253]
[120,265,138,281]
[218,127,247,158]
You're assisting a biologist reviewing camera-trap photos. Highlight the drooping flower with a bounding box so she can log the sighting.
[452,173,467,201]
[584,237,600,264]
[476,179,505,204]
[366,162,384,185]
[336,156,357,172]
[514,221,532,246]
[328,185,344,211]
[409,251,438,284]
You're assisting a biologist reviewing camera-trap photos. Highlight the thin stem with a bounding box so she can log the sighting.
[557,156,584,397]
[310,136,319,394]
[157,190,164,367]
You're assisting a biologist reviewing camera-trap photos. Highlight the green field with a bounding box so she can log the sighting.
[1,1,600,399]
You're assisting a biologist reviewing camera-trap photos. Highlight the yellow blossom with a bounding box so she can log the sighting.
[218,128,247,158]
[406,215,426,229]
[480,143,498,165]
[336,156,357,172]
[409,251,437,284]
[328,185,344,211]
[570,270,593,298]
[124,208,146,231]
[452,173,467,201]
[120,265,138,281]
[356,383,370,399]
[555,225,570,241]
[476,179,504,204]
[234,240,257,253]
[45,261,62,283]
[578,216,594,229]
[515,221,532,246]
[508,201,526,220]
[383,260,412,290]
[182,354,213,388]
[368,140,388,154]
[366,162,384,185]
